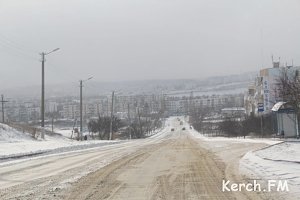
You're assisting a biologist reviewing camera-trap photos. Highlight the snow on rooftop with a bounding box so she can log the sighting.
[271,101,286,112]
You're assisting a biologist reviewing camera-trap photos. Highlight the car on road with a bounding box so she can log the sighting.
[171,128,175,131]
[182,127,186,130]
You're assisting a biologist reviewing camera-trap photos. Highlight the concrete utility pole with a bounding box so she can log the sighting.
[0,95,8,123]
[79,77,93,139]
[41,52,45,127]
[80,80,83,134]
[40,48,60,128]
[109,91,115,140]
[137,107,142,136]
[260,114,263,138]
[127,103,131,139]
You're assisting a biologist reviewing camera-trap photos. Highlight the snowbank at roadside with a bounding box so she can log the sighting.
[186,119,300,199]
[256,142,300,163]
[0,135,120,160]
[0,123,123,160]
[240,142,300,199]
[0,123,33,142]
[0,118,171,161]
[188,127,280,145]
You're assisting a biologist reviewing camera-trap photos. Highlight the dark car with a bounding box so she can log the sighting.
[182,127,186,130]
[171,128,175,131]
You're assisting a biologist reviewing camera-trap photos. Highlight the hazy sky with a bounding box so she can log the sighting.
[0,0,299,88]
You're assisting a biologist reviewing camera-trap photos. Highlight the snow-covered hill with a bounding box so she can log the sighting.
[0,123,33,142]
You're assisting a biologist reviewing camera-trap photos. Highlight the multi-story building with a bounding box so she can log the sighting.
[164,94,244,116]
[245,62,300,116]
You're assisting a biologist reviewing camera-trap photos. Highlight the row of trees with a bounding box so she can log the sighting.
[87,116,122,140]
[218,115,274,137]
[191,114,274,138]
[189,107,212,131]
[123,117,162,139]
[87,111,163,140]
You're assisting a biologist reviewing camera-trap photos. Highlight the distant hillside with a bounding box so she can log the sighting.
[2,71,257,98]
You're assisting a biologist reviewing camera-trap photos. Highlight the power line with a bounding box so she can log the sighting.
[0,32,38,54]
[0,41,38,61]
[0,33,38,62]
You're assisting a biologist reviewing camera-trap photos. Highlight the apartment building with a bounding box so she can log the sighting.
[245,62,300,116]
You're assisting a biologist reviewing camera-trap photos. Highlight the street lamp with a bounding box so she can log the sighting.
[40,48,60,128]
[80,76,93,136]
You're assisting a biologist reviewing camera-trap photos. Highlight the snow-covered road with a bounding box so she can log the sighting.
[0,117,298,200]
[0,119,173,190]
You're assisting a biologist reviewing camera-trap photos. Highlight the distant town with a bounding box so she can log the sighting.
[1,57,299,139]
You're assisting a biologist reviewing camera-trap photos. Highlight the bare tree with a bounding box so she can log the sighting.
[88,116,122,140]
[276,68,300,112]
[189,106,211,132]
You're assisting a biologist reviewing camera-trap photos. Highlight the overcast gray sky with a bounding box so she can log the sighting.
[0,0,299,88]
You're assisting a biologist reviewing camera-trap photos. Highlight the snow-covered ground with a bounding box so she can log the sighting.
[0,123,123,160]
[0,118,174,193]
[240,142,300,199]
[0,118,170,161]
[184,118,300,199]
[2,117,299,199]
[0,123,33,141]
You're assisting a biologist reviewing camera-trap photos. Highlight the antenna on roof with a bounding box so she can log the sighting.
[271,54,274,63]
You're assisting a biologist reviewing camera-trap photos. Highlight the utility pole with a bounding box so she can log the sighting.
[41,52,45,127]
[80,80,83,134]
[127,103,131,139]
[40,48,60,128]
[79,77,93,140]
[260,114,263,138]
[137,107,142,137]
[107,98,109,116]
[109,91,115,140]
[51,114,54,133]
[0,95,9,123]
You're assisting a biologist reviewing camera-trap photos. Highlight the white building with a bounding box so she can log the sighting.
[245,62,300,116]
